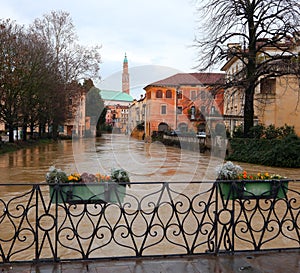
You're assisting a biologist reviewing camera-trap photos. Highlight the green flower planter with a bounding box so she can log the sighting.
[49,182,126,204]
[219,180,289,200]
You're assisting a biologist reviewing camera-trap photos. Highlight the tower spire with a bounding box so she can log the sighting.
[122,53,130,94]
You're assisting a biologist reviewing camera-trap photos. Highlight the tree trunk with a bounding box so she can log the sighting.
[22,124,27,141]
[243,6,257,137]
[30,122,34,138]
[52,122,58,140]
[8,126,14,143]
[244,84,255,137]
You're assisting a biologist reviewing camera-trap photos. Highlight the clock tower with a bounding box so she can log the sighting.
[122,53,130,94]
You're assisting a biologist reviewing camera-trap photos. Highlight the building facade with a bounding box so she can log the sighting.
[63,82,87,137]
[128,94,147,138]
[100,54,133,133]
[221,37,300,135]
[143,73,225,138]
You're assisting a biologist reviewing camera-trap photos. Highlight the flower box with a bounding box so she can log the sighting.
[49,182,126,204]
[46,167,130,204]
[219,180,289,200]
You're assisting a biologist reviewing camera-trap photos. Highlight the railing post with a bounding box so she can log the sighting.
[53,184,59,262]
[231,183,235,253]
[214,181,219,255]
[34,184,39,262]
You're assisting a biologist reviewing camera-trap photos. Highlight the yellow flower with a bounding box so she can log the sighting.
[68,173,81,182]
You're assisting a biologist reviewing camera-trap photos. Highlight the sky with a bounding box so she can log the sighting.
[0,0,202,98]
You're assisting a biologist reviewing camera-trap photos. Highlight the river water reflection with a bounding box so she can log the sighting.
[0,134,299,184]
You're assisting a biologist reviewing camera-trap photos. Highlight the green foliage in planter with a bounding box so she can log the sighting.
[227,134,300,167]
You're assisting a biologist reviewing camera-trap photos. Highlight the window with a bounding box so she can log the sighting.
[161,105,167,115]
[177,106,183,115]
[166,89,172,98]
[177,90,182,99]
[156,90,163,98]
[191,90,196,100]
[200,106,206,115]
[260,78,276,94]
[211,106,215,115]
[200,91,206,100]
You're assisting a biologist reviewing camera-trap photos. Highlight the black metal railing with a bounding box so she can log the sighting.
[0,180,299,263]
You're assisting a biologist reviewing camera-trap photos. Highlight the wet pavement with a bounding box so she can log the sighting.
[1,250,300,273]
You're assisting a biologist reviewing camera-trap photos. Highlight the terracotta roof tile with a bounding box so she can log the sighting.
[145,73,225,88]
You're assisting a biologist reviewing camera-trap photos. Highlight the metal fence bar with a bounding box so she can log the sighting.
[0,180,299,263]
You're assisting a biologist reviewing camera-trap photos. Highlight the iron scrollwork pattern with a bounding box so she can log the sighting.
[0,180,299,263]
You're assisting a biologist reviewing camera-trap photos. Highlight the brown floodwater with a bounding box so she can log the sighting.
[0,134,299,183]
[0,134,299,261]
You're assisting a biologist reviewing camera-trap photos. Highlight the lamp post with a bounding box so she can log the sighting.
[175,86,181,130]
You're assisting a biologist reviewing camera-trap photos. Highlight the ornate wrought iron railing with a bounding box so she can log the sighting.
[0,180,299,263]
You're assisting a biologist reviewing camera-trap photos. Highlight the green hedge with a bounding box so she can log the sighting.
[227,134,300,167]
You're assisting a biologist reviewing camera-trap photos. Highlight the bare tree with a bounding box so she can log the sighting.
[30,10,102,138]
[0,19,26,142]
[194,0,300,136]
[30,10,101,84]
[18,31,62,140]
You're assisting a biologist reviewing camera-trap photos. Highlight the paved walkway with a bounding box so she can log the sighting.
[1,250,300,273]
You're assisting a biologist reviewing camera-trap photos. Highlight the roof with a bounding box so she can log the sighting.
[124,53,128,63]
[99,90,133,102]
[144,73,225,89]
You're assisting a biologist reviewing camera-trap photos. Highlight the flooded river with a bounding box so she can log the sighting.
[0,134,299,261]
[0,134,299,183]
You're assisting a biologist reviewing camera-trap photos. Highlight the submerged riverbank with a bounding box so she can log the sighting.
[0,138,55,155]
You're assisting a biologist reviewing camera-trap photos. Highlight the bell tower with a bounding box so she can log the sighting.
[122,53,130,94]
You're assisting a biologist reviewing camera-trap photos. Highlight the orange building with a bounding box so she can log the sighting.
[143,73,225,138]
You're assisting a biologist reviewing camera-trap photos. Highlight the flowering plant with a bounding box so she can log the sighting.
[46,166,130,187]
[216,161,243,180]
[216,161,286,181]
[46,166,68,184]
[237,170,286,180]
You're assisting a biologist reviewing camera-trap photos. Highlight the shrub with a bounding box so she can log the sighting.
[248,124,264,139]
[232,124,296,139]
[232,125,244,138]
[227,134,300,167]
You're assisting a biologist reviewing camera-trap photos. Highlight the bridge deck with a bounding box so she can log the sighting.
[2,250,299,273]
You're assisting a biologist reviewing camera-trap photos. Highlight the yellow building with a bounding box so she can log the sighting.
[128,95,147,139]
[221,39,300,135]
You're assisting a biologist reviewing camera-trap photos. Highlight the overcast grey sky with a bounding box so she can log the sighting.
[1,0,201,97]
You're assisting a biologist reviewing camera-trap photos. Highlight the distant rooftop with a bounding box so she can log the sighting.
[145,72,225,88]
[100,89,133,102]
